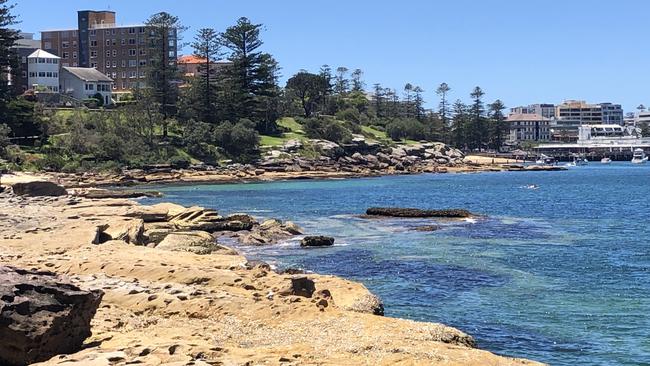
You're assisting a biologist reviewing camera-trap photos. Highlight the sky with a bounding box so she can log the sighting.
[12,0,650,113]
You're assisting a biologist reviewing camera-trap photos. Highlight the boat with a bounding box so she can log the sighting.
[535,154,556,165]
[601,157,612,164]
[631,148,648,164]
[575,158,588,166]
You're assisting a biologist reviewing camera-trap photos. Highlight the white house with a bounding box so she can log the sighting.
[27,49,60,92]
[60,67,113,105]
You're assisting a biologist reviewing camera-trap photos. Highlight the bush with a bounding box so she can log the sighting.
[303,116,352,144]
[169,155,191,169]
[386,119,428,141]
[213,119,260,162]
[0,124,10,157]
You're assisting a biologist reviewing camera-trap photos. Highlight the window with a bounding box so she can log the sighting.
[72,52,77,59]
[106,50,111,57]
[105,30,110,35]
[38,72,45,77]
[112,84,117,90]
[128,49,136,56]
[139,49,146,56]
[106,60,111,68]
[121,60,126,67]
[111,72,116,78]
[53,59,58,64]
[90,51,97,58]
[139,27,145,33]
[139,60,146,66]
[139,71,145,78]
[90,40,97,47]
[121,39,126,45]
[129,28,136,34]
[112,50,117,57]
[121,28,126,35]
[44,42,51,49]
[53,72,58,77]
[106,40,111,46]
[128,38,136,45]
[29,72,36,77]
[112,39,117,46]
[62,52,69,58]
[90,62,97,68]
[128,59,137,67]
[121,71,126,78]
[90,30,96,36]
[73,40,77,47]
[46,72,52,77]
[129,71,136,78]
[111,29,116,35]
[122,81,127,89]
[85,83,94,91]
[62,41,69,48]
[112,61,117,67]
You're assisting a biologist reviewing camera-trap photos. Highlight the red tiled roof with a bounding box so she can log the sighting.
[178,55,207,64]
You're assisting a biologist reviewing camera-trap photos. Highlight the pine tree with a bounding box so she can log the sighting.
[0,0,19,117]
[436,83,451,128]
[334,67,349,95]
[351,69,364,92]
[191,28,222,124]
[144,12,186,137]
[488,99,506,151]
[413,86,425,121]
[403,83,413,118]
[451,100,469,149]
[469,86,486,150]
[372,83,384,118]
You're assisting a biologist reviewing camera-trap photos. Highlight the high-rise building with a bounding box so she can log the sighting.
[41,10,177,95]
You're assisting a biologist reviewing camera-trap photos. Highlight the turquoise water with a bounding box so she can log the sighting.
[142,164,650,365]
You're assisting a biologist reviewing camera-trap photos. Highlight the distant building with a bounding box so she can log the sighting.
[555,100,624,125]
[41,10,178,95]
[8,32,42,93]
[177,55,232,87]
[510,104,555,119]
[506,113,551,144]
[60,66,113,105]
[27,49,60,92]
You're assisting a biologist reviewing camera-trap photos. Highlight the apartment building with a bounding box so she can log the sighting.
[510,104,556,119]
[41,10,177,95]
[506,113,551,144]
[8,32,42,93]
[26,49,60,92]
[555,100,623,125]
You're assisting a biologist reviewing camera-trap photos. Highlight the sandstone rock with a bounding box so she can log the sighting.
[365,207,474,218]
[11,181,67,197]
[300,236,335,247]
[144,228,174,245]
[124,205,169,222]
[102,219,145,245]
[156,231,237,255]
[283,221,304,235]
[0,266,103,366]
[77,189,160,199]
[344,294,385,316]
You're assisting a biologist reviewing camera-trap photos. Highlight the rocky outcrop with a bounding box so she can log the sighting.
[75,189,161,199]
[301,235,335,247]
[365,207,474,218]
[0,266,103,366]
[155,231,237,255]
[11,181,67,197]
[279,277,316,298]
[236,219,304,245]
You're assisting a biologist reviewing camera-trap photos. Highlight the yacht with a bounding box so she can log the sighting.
[631,149,648,164]
[600,157,612,164]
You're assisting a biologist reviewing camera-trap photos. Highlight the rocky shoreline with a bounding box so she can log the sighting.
[2,141,564,189]
[0,178,544,365]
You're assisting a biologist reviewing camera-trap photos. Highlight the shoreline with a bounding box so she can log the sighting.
[0,178,544,365]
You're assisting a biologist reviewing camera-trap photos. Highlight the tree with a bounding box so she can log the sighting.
[403,83,413,118]
[351,68,364,92]
[334,67,349,95]
[144,12,186,137]
[469,86,486,150]
[372,83,384,118]
[436,83,451,128]
[220,17,281,133]
[413,86,425,121]
[213,119,260,161]
[451,100,469,149]
[0,0,19,118]
[191,28,222,124]
[0,123,10,157]
[488,99,506,151]
[286,71,329,118]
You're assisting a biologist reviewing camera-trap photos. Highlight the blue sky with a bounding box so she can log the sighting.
[12,0,649,113]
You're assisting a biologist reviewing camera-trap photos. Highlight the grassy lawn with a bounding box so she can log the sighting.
[360,125,389,141]
[277,117,303,133]
[260,117,308,147]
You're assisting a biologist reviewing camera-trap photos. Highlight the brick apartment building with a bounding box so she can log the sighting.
[41,10,177,95]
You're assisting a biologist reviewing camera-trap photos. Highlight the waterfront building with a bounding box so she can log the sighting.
[510,104,556,119]
[555,100,624,125]
[60,66,113,105]
[27,49,60,92]
[8,32,41,93]
[506,113,551,144]
[41,10,177,96]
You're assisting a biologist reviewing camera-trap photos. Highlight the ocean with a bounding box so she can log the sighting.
[142,163,650,365]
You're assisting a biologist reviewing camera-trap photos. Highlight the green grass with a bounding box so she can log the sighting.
[259,117,309,147]
[360,125,389,141]
[277,117,303,133]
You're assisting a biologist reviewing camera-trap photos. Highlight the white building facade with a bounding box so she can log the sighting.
[60,67,113,105]
[27,49,60,92]
[506,113,551,144]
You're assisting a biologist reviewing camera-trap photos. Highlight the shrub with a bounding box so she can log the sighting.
[386,119,428,141]
[303,116,352,144]
[213,119,260,162]
[0,124,10,157]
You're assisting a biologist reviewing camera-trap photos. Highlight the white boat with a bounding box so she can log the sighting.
[601,157,612,164]
[631,149,648,164]
[575,158,588,166]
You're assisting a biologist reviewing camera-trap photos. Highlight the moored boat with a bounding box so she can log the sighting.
[601,157,612,164]
[631,148,648,164]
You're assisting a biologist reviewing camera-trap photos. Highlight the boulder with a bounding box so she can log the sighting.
[156,231,237,255]
[124,205,169,222]
[365,207,474,218]
[11,181,67,197]
[300,236,335,247]
[279,277,316,298]
[0,266,103,366]
[281,139,303,153]
[102,219,145,245]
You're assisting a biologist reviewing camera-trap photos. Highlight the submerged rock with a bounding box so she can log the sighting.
[300,236,335,247]
[413,225,440,232]
[11,181,67,197]
[0,266,103,366]
[365,207,473,218]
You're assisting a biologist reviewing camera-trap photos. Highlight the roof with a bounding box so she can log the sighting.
[62,67,113,82]
[28,49,60,59]
[178,55,233,65]
[507,113,550,122]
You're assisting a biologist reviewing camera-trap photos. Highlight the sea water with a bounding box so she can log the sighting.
[142,163,650,365]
